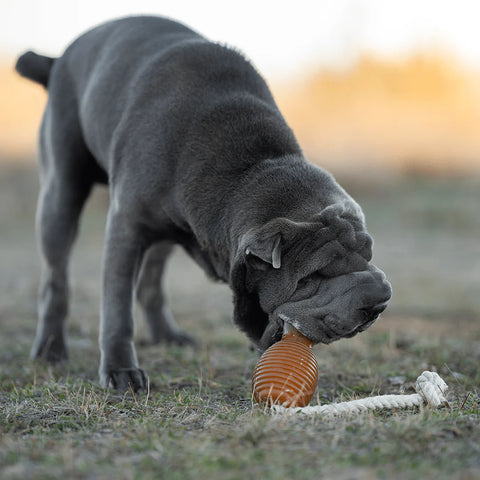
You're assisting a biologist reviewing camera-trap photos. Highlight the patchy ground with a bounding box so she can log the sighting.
[1,163,479,479]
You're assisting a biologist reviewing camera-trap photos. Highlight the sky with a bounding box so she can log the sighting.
[2,0,480,78]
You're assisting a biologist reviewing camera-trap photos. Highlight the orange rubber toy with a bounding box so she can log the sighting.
[252,325,318,407]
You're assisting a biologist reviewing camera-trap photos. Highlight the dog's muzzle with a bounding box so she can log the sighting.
[259,265,392,350]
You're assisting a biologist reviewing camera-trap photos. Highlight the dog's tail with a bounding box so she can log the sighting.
[15,51,55,88]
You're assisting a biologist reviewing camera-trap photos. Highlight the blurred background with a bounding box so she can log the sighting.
[1,0,479,338]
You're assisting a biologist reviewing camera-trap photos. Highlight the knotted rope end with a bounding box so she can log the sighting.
[415,370,449,408]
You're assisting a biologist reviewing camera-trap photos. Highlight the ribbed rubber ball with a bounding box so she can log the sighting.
[252,326,318,407]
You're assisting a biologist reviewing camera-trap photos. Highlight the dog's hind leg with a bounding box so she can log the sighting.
[32,111,94,362]
[136,242,195,346]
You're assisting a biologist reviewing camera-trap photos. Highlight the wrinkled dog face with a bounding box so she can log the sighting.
[239,201,392,350]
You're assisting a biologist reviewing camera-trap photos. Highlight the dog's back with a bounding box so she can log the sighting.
[17,17,204,165]
[17,16,291,173]
[16,17,197,87]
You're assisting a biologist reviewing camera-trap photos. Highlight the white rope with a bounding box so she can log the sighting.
[272,371,449,416]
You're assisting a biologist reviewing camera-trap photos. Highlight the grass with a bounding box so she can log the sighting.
[1,165,480,479]
[2,309,480,480]
[2,331,480,479]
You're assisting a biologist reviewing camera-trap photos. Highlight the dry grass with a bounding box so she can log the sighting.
[2,316,480,480]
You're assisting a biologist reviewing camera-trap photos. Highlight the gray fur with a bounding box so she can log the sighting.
[16,16,391,392]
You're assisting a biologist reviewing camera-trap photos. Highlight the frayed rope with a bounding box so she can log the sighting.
[272,371,449,416]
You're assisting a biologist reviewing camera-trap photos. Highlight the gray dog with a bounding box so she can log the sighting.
[16,16,391,391]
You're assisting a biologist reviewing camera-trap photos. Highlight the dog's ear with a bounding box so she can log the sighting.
[228,227,283,343]
[230,251,269,344]
[242,230,282,269]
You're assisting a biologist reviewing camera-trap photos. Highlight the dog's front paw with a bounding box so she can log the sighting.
[100,367,148,392]
[30,331,68,363]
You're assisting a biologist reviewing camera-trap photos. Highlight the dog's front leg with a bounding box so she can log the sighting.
[99,206,148,392]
